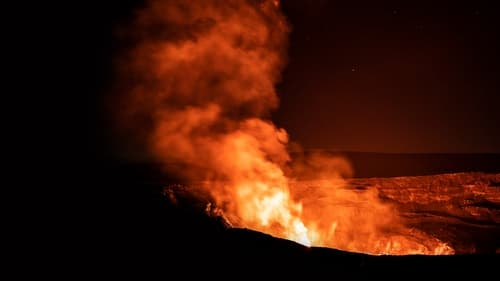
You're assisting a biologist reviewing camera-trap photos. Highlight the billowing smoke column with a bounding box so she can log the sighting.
[123,0,289,174]
[118,0,313,243]
[116,0,454,254]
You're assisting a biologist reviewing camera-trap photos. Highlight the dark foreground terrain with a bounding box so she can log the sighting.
[91,153,500,278]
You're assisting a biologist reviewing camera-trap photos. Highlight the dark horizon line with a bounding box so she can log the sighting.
[101,150,500,166]
[290,149,500,155]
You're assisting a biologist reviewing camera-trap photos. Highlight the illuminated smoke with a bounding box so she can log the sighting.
[115,0,453,255]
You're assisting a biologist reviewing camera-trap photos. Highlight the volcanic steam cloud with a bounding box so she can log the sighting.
[115,0,453,255]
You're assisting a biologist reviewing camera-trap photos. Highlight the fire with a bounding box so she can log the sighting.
[116,0,454,255]
[206,176,454,255]
[236,181,313,246]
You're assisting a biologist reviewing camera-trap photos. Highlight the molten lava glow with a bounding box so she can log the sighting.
[117,0,454,255]
[209,178,454,255]
[233,181,314,247]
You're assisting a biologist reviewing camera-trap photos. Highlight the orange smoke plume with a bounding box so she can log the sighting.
[115,0,453,255]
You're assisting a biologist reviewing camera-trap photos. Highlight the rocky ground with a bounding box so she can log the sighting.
[351,173,500,254]
[92,163,499,278]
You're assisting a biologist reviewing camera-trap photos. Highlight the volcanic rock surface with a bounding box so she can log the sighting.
[165,172,500,254]
[96,165,499,277]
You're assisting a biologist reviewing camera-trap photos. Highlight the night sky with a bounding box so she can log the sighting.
[80,0,500,160]
[276,0,500,153]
